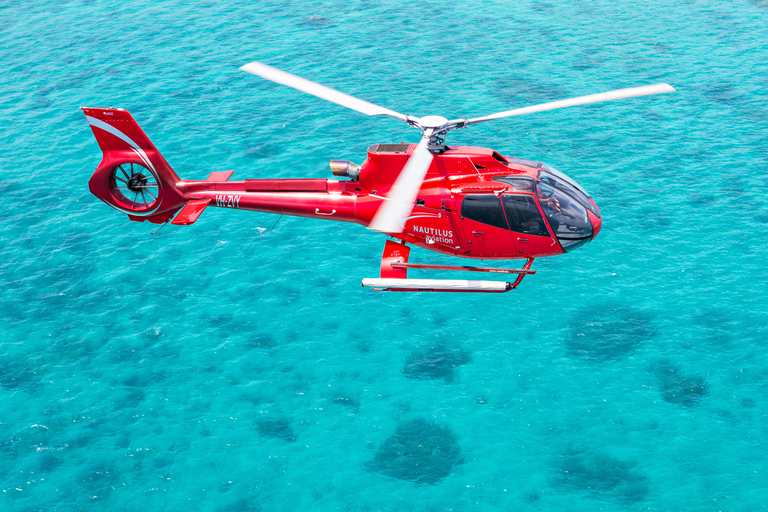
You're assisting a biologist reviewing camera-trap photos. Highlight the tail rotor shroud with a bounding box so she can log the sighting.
[82,107,186,223]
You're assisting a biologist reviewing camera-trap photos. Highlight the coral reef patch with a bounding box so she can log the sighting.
[553,446,648,505]
[567,305,655,361]
[403,345,471,383]
[257,419,296,442]
[367,418,462,485]
[651,360,708,407]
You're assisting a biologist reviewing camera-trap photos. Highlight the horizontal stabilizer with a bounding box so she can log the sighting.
[362,278,512,293]
[172,199,211,225]
[206,170,235,182]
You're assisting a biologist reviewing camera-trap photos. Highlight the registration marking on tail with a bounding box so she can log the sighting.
[216,195,241,208]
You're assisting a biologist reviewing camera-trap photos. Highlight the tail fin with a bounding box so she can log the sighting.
[82,107,186,223]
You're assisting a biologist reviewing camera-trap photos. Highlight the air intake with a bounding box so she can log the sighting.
[376,143,410,153]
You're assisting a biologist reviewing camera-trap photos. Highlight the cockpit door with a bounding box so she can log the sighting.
[501,193,558,257]
[455,194,517,257]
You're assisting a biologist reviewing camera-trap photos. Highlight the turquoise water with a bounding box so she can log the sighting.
[2,0,768,509]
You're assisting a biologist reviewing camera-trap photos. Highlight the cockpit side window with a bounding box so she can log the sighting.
[460,194,508,230]
[502,195,550,236]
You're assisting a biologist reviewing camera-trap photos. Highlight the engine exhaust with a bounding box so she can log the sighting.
[329,160,361,181]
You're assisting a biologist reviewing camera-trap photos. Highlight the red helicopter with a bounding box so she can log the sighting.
[83,62,674,293]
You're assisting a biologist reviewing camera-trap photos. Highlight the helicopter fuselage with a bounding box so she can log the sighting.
[176,142,602,260]
[84,60,672,291]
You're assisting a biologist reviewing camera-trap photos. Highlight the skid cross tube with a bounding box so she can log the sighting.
[364,257,536,293]
[390,261,535,275]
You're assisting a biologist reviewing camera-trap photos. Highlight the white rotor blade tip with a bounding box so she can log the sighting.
[369,139,433,234]
[468,82,676,125]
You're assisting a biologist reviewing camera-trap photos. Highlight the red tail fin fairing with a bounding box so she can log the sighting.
[82,107,186,224]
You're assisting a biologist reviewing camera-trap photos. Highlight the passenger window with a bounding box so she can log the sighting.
[461,194,508,230]
[502,195,550,236]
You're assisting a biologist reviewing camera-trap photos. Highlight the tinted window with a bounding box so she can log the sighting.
[461,194,508,230]
[536,183,593,239]
[502,195,550,236]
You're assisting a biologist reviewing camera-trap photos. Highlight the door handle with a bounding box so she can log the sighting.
[315,208,336,216]
[472,231,484,235]
[517,238,528,242]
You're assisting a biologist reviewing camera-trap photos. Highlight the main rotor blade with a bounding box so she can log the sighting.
[240,61,407,123]
[467,83,675,125]
[368,137,433,234]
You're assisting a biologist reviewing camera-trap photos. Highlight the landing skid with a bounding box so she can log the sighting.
[362,240,535,293]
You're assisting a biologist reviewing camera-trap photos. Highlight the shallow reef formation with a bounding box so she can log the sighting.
[651,360,708,407]
[217,498,261,512]
[493,76,568,106]
[332,395,360,412]
[247,333,277,350]
[77,461,120,502]
[523,491,541,502]
[694,308,734,346]
[403,345,471,383]
[567,305,656,361]
[553,446,648,505]
[300,15,333,28]
[0,359,40,392]
[741,398,756,409]
[256,419,296,443]
[366,418,462,485]
[243,142,281,160]
[637,207,671,232]
[37,451,64,473]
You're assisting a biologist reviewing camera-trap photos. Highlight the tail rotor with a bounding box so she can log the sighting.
[110,162,160,210]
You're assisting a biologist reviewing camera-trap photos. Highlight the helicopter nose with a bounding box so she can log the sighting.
[588,206,602,239]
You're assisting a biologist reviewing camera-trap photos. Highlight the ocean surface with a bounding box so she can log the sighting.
[2,0,768,510]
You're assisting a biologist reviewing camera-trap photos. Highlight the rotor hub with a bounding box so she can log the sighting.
[418,115,448,129]
[127,173,148,192]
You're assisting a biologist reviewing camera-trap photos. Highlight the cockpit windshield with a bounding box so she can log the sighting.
[538,167,600,218]
[536,182,592,250]
[539,164,587,195]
